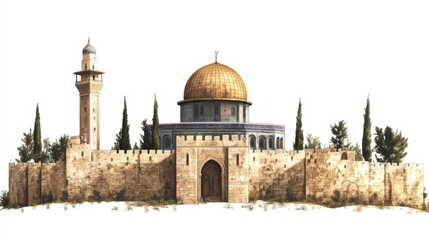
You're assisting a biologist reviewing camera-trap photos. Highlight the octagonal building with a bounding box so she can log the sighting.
[158,56,285,150]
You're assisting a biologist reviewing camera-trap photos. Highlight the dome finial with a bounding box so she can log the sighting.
[215,50,219,63]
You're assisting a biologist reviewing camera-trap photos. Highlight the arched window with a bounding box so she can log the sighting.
[249,135,256,149]
[276,137,280,149]
[341,152,348,160]
[92,64,95,70]
[259,136,266,150]
[186,153,189,166]
[163,135,171,150]
[268,137,274,149]
[280,137,284,149]
[236,154,239,166]
[85,64,87,70]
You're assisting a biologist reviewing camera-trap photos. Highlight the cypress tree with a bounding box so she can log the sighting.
[293,98,304,150]
[362,95,372,161]
[120,97,131,151]
[151,95,160,149]
[33,103,42,161]
[140,119,152,150]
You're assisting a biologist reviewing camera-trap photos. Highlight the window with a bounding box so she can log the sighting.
[236,154,239,166]
[92,75,95,80]
[186,153,189,166]
[163,135,171,149]
[341,152,348,160]
[85,64,87,70]
[249,135,256,149]
[231,106,236,117]
[92,64,94,70]
[259,136,266,150]
[268,137,274,149]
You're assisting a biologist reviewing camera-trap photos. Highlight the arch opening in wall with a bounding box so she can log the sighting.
[341,152,348,160]
[276,137,280,149]
[249,135,256,149]
[201,160,222,202]
[163,135,171,150]
[258,136,266,150]
[236,154,239,166]
[280,137,284,149]
[268,137,274,150]
[186,153,189,166]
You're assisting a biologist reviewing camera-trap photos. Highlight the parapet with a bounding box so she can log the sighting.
[176,134,248,147]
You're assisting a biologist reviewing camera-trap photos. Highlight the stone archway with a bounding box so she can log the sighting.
[201,160,222,202]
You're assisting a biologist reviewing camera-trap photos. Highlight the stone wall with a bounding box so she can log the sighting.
[8,135,424,207]
[66,139,175,201]
[305,149,424,207]
[9,162,66,207]
[248,150,306,201]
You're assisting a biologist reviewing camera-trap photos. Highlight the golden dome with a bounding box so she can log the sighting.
[180,62,250,104]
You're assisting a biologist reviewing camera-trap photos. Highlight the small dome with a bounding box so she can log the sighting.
[82,38,96,54]
[181,62,249,104]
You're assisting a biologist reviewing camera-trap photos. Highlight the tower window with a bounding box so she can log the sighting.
[92,75,95,80]
[186,153,189,166]
[92,64,94,70]
[236,154,239,166]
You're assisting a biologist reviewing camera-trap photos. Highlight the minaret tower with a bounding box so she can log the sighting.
[74,38,104,150]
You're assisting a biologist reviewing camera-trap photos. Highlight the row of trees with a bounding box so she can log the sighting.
[112,95,160,151]
[16,104,69,163]
[293,96,408,163]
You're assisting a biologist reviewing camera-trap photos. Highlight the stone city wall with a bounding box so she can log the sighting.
[305,149,424,207]
[248,150,306,201]
[9,162,67,207]
[66,140,175,202]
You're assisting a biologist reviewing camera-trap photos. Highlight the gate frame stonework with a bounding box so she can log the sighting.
[198,158,227,202]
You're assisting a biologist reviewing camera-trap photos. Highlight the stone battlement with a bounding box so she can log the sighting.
[176,134,248,147]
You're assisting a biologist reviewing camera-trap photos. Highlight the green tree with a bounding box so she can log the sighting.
[50,134,69,162]
[151,95,160,149]
[362,95,372,161]
[304,134,321,149]
[293,98,304,150]
[139,119,152,150]
[133,142,139,150]
[40,138,51,163]
[16,129,34,162]
[0,190,9,209]
[330,120,350,150]
[350,142,363,161]
[374,126,408,163]
[33,104,42,161]
[113,97,131,151]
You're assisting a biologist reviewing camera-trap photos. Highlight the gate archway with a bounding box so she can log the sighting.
[201,160,222,202]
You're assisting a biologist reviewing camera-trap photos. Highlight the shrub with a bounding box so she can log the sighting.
[89,190,102,202]
[1,190,9,209]
[60,191,68,202]
[41,192,53,204]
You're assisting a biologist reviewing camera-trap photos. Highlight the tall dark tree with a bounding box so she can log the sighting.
[374,126,408,163]
[33,104,42,161]
[16,129,34,162]
[151,95,160,149]
[50,134,69,162]
[139,119,152,150]
[362,95,372,161]
[304,134,321,149]
[112,97,131,151]
[293,98,304,150]
[330,120,350,150]
[350,142,364,161]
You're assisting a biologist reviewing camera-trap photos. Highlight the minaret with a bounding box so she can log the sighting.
[74,38,104,150]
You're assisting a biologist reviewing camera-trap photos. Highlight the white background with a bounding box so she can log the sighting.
[1,0,428,192]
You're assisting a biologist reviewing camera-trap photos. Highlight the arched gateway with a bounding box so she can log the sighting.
[201,160,222,202]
